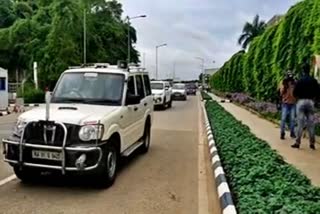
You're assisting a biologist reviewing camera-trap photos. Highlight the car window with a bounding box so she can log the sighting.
[136,75,145,99]
[151,83,164,90]
[127,76,136,96]
[51,72,125,105]
[0,78,5,91]
[173,84,185,89]
[143,74,151,96]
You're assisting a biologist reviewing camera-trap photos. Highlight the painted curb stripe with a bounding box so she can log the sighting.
[208,142,215,149]
[214,166,225,178]
[212,161,222,171]
[218,182,231,198]
[223,205,237,214]
[201,97,237,214]
[0,112,8,116]
[216,174,227,187]
[208,139,215,147]
[211,154,220,163]
[210,146,217,154]
[210,151,218,158]
[220,192,235,210]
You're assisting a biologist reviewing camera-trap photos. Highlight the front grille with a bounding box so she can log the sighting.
[23,122,80,146]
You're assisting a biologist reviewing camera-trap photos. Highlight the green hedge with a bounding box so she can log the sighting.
[211,0,320,102]
[18,84,45,103]
[205,100,320,213]
[201,91,212,100]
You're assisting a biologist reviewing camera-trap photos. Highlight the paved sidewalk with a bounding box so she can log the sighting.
[209,93,320,186]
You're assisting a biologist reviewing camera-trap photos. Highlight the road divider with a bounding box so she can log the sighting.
[201,100,237,214]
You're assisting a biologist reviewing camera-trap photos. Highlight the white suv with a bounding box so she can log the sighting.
[172,83,187,100]
[151,81,172,109]
[2,63,153,188]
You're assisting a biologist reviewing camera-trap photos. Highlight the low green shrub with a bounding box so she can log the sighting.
[205,101,320,213]
[201,91,212,100]
[18,86,45,104]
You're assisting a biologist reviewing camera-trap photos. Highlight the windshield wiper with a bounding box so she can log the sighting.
[51,98,86,103]
[83,99,120,105]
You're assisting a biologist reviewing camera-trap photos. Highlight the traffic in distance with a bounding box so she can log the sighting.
[2,62,198,188]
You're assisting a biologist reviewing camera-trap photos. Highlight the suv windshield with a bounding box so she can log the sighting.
[187,84,197,89]
[151,83,164,90]
[173,84,185,89]
[51,72,125,105]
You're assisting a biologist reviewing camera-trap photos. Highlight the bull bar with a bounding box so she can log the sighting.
[2,121,103,174]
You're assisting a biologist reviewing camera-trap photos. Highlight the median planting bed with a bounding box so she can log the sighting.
[205,100,320,213]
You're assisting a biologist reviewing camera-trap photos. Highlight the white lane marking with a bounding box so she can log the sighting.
[0,174,16,186]
[218,182,231,197]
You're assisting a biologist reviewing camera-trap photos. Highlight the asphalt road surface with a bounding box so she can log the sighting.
[0,96,217,214]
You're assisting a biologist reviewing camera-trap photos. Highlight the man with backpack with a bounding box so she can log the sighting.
[292,63,320,150]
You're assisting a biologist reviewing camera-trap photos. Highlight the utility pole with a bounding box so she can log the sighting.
[173,61,176,80]
[196,57,205,87]
[143,52,146,68]
[127,15,147,64]
[155,43,167,80]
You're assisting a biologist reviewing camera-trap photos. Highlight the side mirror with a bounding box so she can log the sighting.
[126,93,140,105]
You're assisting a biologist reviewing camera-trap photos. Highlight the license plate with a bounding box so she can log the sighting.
[32,150,62,161]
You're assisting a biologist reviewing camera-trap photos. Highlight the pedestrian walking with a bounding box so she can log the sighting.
[279,71,296,140]
[291,63,320,150]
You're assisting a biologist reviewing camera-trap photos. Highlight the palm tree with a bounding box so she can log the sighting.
[238,14,266,49]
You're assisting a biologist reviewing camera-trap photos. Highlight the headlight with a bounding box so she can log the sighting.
[13,119,27,137]
[79,124,104,141]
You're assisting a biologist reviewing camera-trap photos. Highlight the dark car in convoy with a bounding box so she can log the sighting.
[186,83,197,95]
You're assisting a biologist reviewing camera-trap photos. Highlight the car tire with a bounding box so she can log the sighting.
[140,124,151,154]
[183,95,187,101]
[14,167,41,183]
[162,98,167,110]
[168,98,172,108]
[96,143,118,188]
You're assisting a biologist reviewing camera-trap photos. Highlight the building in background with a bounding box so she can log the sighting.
[267,15,283,26]
[205,68,219,76]
[0,68,8,110]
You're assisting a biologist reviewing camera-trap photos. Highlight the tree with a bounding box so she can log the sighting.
[0,0,140,89]
[238,14,266,49]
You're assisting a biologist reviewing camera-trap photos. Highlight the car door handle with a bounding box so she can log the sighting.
[134,106,138,111]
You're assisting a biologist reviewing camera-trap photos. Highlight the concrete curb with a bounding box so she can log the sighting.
[0,104,41,116]
[0,111,9,116]
[9,104,40,107]
[201,100,237,214]
[220,99,232,103]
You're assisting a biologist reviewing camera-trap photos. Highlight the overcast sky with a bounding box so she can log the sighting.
[121,0,299,80]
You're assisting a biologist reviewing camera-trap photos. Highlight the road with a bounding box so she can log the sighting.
[0,96,218,214]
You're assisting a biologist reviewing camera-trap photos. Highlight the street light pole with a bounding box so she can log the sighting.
[126,15,147,64]
[143,52,146,68]
[196,57,205,87]
[155,43,167,80]
[173,61,176,80]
